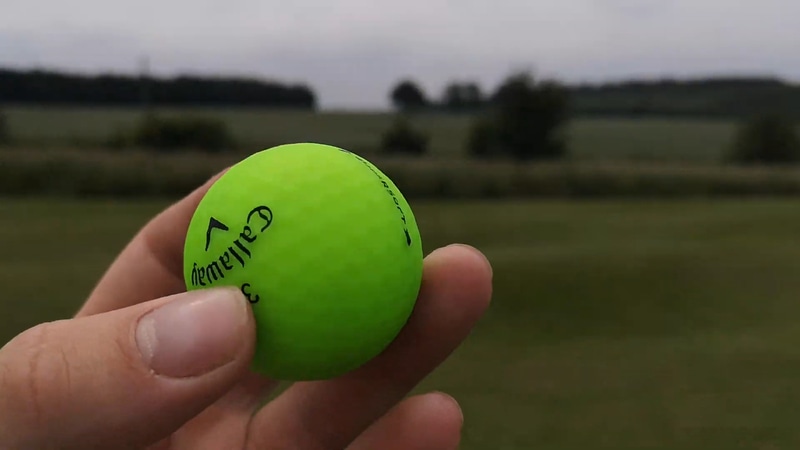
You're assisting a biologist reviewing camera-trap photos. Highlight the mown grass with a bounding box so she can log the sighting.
[1,106,741,162]
[3,198,800,449]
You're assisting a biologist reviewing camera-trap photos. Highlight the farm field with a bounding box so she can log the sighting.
[2,106,742,163]
[3,198,800,449]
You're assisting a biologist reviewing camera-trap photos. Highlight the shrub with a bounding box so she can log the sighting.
[380,116,428,156]
[467,118,497,158]
[728,114,800,165]
[130,115,237,152]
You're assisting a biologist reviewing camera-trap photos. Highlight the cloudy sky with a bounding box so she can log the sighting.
[1,0,798,109]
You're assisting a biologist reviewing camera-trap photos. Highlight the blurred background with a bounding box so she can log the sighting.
[3,1,800,448]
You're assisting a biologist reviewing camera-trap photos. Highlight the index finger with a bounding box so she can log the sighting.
[77,171,226,317]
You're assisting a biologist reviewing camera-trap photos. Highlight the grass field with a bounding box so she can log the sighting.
[2,106,741,163]
[4,198,800,449]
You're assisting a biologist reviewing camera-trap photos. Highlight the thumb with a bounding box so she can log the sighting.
[0,287,255,450]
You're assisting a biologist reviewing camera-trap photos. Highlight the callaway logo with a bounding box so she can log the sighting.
[190,205,273,303]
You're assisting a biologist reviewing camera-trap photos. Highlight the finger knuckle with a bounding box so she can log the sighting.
[244,414,336,450]
[2,321,71,429]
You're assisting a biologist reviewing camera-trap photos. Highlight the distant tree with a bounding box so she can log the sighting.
[390,79,429,111]
[468,71,570,161]
[728,114,800,165]
[442,84,463,109]
[442,81,484,111]
[462,82,483,106]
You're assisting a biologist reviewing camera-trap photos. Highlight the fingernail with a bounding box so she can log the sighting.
[136,287,248,378]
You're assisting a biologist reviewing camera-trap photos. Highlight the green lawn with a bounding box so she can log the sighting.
[2,106,738,163]
[3,198,800,449]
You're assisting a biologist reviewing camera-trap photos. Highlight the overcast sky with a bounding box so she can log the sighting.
[1,0,799,109]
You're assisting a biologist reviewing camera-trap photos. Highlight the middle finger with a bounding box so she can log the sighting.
[244,244,492,450]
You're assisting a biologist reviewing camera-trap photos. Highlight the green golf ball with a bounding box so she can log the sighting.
[183,143,423,380]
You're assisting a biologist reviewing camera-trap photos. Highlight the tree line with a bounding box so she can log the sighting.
[0,68,316,109]
[391,76,800,119]
[2,66,799,119]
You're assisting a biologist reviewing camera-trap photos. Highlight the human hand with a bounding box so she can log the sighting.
[0,173,493,450]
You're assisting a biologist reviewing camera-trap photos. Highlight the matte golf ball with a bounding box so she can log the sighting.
[183,143,423,380]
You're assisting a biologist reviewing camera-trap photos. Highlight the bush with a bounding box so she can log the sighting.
[468,71,570,161]
[728,114,800,165]
[128,114,237,152]
[380,116,428,156]
[467,118,497,158]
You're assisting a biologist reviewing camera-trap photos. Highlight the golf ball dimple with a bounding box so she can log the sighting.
[183,143,424,381]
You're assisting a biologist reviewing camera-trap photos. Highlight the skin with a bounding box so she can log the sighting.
[0,171,493,450]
